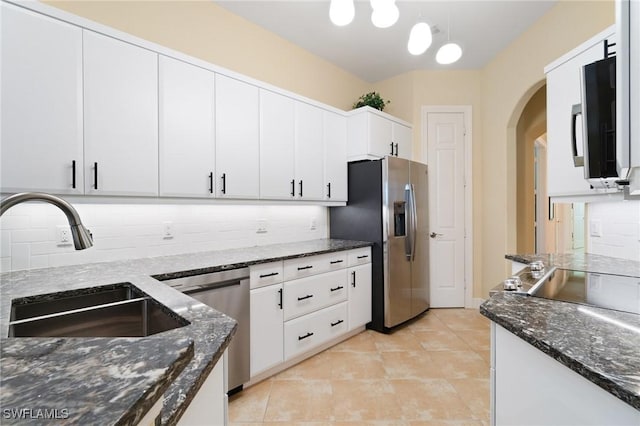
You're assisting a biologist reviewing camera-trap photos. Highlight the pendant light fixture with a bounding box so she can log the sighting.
[407,22,432,56]
[436,13,462,64]
[370,0,399,29]
[329,0,355,27]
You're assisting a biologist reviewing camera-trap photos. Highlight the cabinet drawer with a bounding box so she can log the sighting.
[347,247,372,267]
[283,252,347,280]
[284,301,348,360]
[283,269,347,321]
[250,261,284,289]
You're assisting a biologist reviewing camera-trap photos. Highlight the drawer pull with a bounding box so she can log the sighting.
[357,255,369,259]
[330,259,344,264]
[298,332,314,341]
[331,319,344,327]
[330,285,344,292]
[297,265,313,271]
[259,272,280,278]
[297,294,313,301]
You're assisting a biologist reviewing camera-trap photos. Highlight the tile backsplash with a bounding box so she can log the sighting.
[0,202,328,272]
[587,200,640,262]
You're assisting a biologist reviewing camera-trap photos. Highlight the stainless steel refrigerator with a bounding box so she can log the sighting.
[330,156,429,333]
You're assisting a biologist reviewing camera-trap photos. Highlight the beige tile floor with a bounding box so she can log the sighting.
[229,308,491,426]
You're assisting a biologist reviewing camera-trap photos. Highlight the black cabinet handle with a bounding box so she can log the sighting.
[209,172,214,194]
[259,272,279,278]
[330,260,344,264]
[330,285,344,292]
[298,332,314,341]
[221,173,226,194]
[299,180,303,197]
[93,162,98,190]
[351,270,356,287]
[390,142,394,155]
[297,294,313,301]
[357,255,369,259]
[394,143,399,156]
[297,265,313,271]
[290,179,295,197]
[71,160,76,189]
[327,182,331,198]
[331,319,344,327]
[278,288,283,309]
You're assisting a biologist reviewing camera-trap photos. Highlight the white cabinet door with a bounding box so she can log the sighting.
[159,56,215,198]
[294,102,324,200]
[348,263,372,330]
[83,30,158,196]
[369,113,394,157]
[392,122,412,160]
[546,30,614,199]
[250,284,284,377]
[1,3,83,195]
[260,90,295,199]
[215,75,260,199]
[323,111,348,201]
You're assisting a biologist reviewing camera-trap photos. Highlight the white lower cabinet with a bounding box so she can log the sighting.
[249,248,371,380]
[250,283,284,377]
[492,323,640,425]
[284,302,348,360]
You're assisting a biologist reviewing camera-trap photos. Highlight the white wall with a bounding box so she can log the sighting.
[586,201,640,261]
[0,203,328,272]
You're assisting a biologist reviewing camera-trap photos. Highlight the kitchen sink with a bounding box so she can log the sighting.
[8,283,189,338]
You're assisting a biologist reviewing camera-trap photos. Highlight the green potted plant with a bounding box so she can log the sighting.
[352,92,390,111]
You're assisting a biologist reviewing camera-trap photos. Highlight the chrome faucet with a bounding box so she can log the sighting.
[0,192,93,250]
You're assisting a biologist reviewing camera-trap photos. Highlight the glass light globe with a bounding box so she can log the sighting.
[371,1,399,28]
[329,0,355,27]
[407,22,432,55]
[436,42,463,64]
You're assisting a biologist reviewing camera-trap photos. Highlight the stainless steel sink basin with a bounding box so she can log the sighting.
[8,283,189,338]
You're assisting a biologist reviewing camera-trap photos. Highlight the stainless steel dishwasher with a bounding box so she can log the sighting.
[162,268,249,393]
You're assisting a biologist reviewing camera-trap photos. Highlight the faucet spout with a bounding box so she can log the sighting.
[0,192,93,250]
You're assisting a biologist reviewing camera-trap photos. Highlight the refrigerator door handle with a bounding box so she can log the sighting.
[404,185,412,260]
[410,183,418,261]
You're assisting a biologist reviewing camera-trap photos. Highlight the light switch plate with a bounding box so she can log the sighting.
[257,219,268,234]
[589,220,602,237]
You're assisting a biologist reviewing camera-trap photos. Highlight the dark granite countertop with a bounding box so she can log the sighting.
[0,238,372,425]
[482,253,640,411]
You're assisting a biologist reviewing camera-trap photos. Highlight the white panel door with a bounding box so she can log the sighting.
[427,112,466,307]
[392,122,412,160]
[250,284,284,377]
[295,102,324,200]
[1,3,83,194]
[348,263,372,329]
[83,30,158,196]
[369,113,394,157]
[260,90,295,199]
[215,75,260,199]
[159,56,215,198]
[323,111,348,201]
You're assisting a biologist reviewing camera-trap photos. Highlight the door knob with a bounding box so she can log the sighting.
[430,232,442,238]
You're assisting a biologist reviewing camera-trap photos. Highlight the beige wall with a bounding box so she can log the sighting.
[44,0,614,300]
[44,0,368,110]
[516,85,546,253]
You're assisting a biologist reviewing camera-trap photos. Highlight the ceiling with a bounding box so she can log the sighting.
[215,0,557,82]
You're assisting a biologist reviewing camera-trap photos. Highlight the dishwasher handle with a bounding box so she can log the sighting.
[181,279,241,295]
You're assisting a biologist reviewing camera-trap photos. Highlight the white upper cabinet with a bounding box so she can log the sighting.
[1,3,83,195]
[83,30,159,196]
[347,106,412,161]
[545,27,617,201]
[323,111,348,201]
[159,56,215,198]
[294,102,324,200]
[260,90,296,199]
[215,75,260,199]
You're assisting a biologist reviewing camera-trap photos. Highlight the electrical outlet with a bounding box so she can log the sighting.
[57,226,72,246]
[163,221,173,239]
[257,219,268,234]
[309,217,317,230]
